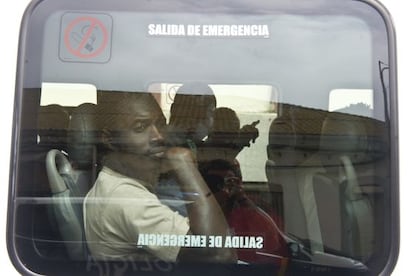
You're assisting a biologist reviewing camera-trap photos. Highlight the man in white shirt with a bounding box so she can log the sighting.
[84,91,236,263]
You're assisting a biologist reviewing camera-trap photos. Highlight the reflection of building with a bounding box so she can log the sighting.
[270,103,387,154]
[336,103,374,118]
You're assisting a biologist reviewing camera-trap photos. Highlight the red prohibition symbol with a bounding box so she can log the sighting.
[64,16,109,59]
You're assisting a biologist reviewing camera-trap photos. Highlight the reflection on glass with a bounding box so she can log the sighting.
[11,0,394,274]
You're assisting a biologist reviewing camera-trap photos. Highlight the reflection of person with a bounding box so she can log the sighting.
[199,107,260,163]
[200,159,288,263]
[157,83,216,214]
[83,92,236,263]
[167,83,217,156]
[211,107,259,148]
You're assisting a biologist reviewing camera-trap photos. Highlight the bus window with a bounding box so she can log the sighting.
[41,82,97,106]
[7,0,398,275]
[149,83,278,182]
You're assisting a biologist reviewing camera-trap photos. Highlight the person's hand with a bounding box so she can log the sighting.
[160,147,196,173]
[237,120,260,148]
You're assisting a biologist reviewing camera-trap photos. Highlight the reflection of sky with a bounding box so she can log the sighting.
[34,1,388,118]
[329,89,373,111]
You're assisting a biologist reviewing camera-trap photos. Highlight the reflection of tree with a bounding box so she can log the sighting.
[336,102,373,117]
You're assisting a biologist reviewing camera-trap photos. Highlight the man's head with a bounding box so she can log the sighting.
[98,92,167,178]
[169,83,216,143]
[209,107,240,145]
[200,159,244,205]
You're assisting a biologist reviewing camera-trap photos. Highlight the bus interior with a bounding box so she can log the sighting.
[7,0,398,275]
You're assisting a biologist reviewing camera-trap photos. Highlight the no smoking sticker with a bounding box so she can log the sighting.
[60,13,112,63]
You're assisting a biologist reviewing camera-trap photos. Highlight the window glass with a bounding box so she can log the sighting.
[149,83,277,182]
[41,82,97,106]
[8,0,398,275]
[329,89,374,117]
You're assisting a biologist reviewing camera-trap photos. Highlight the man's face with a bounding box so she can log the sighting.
[193,103,215,142]
[111,100,167,159]
[207,169,243,198]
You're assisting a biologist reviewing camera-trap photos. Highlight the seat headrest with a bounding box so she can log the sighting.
[268,118,297,150]
[319,115,368,153]
[268,104,324,153]
[267,117,308,167]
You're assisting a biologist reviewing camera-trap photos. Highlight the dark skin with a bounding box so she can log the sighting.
[102,97,236,263]
[204,168,255,215]
[199,119,260,164]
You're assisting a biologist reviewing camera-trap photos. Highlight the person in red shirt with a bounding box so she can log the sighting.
[199,159,289,264]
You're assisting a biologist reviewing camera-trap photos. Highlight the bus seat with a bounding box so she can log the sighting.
[35,104,71,202]
[45,149,88,260]
[266,114,311,243]
[45,103,99,260]
[315,114,374,260]
[67,103,99,190]
[267,105,341,253]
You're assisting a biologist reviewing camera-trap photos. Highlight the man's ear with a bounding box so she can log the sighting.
[101,127,118,151]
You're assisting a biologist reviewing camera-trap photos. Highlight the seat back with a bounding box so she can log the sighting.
[67,103,99,186]
[46,149,88,260]
[315,114,374,260]
[46,102,101,259]
[266,104,323,246]
[45,103,99,260]
[266,118,308,239]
